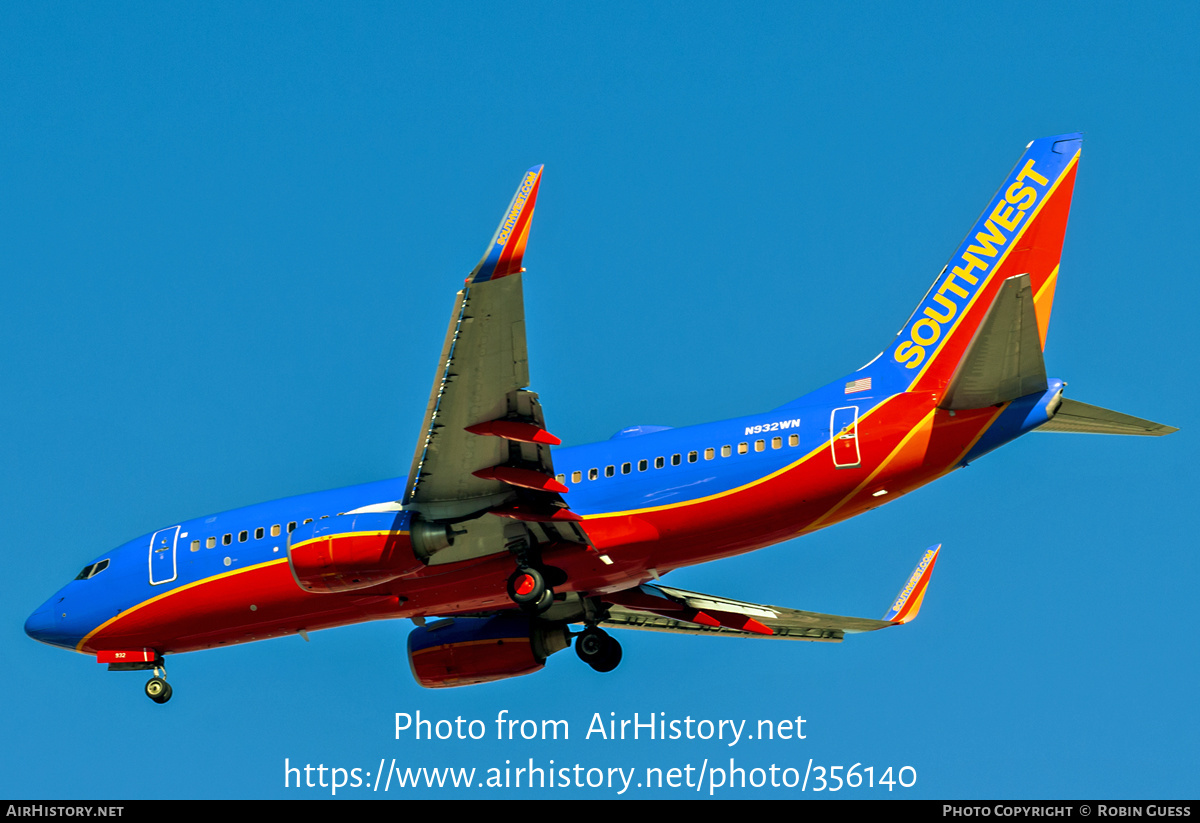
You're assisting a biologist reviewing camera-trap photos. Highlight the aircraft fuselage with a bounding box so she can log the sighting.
[27,377,1061,657]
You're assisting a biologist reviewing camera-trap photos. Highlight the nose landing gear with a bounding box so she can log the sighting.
[102,652,174,704]
[144,666,173,704]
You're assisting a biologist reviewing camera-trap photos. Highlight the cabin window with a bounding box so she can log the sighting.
[555,474,565,484]
[190,540,200,552]
[571,471,582,483]
[621,462,632,474]
[721,445,732,457]
[705,448,715,460]
[638,459,648,471]
[271,525,281,537]
[255,527,264,540]
[671,453,682,466]
[772,436,782,449]
[588,467,599,480]
[605,465,615,478]
[789,434,799,447]
[287,522,297,533]
[654,456,665,469]
[206,536,216,549]
[303,518,313,525]
[238,530,248,543]
[223,533,232,546]
[755,439,765,452]
[738,442,749,455]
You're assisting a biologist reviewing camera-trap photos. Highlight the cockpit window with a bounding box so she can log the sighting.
[74,559,110,580]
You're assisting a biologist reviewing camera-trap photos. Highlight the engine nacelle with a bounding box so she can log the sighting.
[288,511,427,594]
[408,615,570,688]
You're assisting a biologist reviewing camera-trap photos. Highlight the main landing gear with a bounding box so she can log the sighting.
[507,566,555,614]
[575,626,622,673]
[144,666,173,704]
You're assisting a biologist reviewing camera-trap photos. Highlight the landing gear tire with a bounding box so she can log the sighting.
[145,677,173,704]
[507,567,546,606]
[521,587,555,615]
[575,627,622,673]
[596,635,622,673]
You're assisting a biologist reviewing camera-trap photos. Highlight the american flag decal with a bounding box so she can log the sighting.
[845,377,872,394]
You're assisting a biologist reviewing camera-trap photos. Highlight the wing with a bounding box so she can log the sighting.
[597,545,940,642]
[405,166,577,526]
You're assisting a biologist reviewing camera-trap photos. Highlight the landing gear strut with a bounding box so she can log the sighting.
[144,665,173,704]
[575,627,622,673]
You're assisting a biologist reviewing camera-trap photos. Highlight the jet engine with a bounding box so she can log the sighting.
[407,615,570,688]
[287,511,445,594]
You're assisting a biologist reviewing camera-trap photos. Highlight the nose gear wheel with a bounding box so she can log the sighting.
[144,666,173,704]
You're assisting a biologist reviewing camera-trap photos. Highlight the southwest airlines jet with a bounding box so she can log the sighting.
[26,134,1175,702]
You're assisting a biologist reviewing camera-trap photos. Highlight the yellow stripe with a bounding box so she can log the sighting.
[906,150,1081,389]
[1033,264,1060,303]
[1033,263,1060,349]
[805,408,938,531]
[887,404,1007,501]
[591,397,900,519]
[802,402,1006,538]
[948,404,1007,466]
[287,530,409,552]
[75,557,291,652]
[82,528,415,650]
[913,404,1008,490]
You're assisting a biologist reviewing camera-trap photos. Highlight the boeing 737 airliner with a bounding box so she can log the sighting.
[26,134,1175,701]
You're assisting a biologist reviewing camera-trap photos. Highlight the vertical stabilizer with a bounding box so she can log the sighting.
[881,135,1081,395]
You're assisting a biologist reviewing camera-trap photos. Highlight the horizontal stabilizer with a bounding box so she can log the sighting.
[1037,398,1178,436]
[941,274,1047,410]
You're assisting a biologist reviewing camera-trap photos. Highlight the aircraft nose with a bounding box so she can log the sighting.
[25,598,83,650]
[25,606,54,642]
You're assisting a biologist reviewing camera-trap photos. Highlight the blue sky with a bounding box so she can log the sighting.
[3,2,1196,799]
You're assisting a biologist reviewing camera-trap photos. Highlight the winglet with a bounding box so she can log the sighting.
[467,165,543,284]
[883,545,940,623]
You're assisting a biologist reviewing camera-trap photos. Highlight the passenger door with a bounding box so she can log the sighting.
[149,526,179,585]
